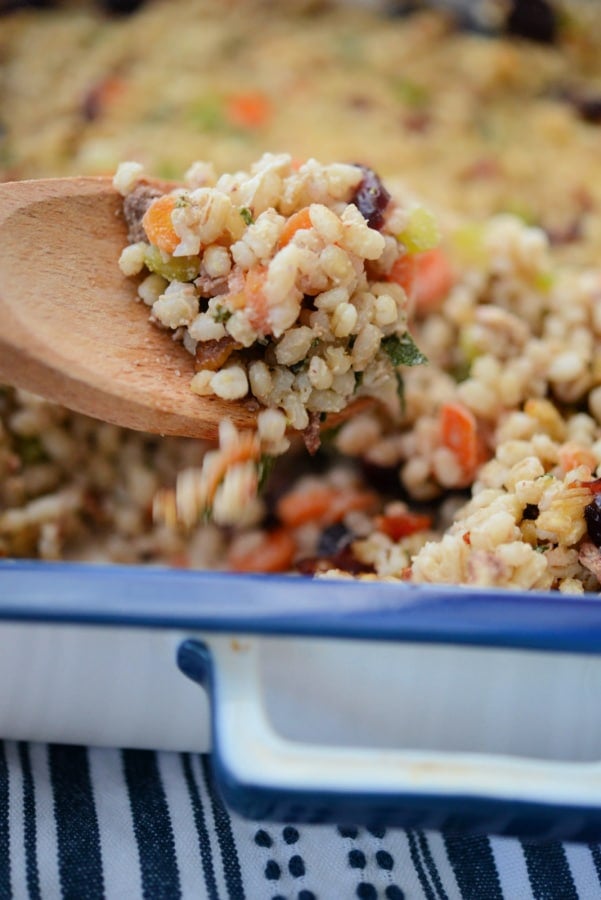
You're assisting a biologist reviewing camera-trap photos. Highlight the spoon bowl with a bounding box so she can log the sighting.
[0,177,269,439]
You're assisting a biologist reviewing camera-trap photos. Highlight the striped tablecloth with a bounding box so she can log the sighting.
[1,742,600,899]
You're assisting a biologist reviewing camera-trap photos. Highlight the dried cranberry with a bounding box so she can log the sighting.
[585,495,601,547]
[351,165,391,230]
[99,0,145,13]
[505,0,557,45]
[573,96,601,125]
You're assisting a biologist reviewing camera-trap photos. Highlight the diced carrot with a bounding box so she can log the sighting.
[278,208,313,248]
[204,431,261,505]
[228,528,296,573]
[558,441,597,474]
[226,91,272,129]
[376,511,432,541]
[388,246,454,312]
[326,489,378,524]
[243,266,270,334]
[413,246,455,312]
[141,194,179,255]
[277,485,377,528]
[440,401,479,482]
[387,253,417,296]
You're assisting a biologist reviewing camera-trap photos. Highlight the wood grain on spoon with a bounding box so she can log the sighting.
[0,176,266,439]
[0,177,372,440]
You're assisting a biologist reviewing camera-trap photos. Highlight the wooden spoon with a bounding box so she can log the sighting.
[0,177,370,440]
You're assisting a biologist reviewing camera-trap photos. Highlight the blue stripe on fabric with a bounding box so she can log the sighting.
[201,756,244,900]
[48,744,104,900]
[0,743,10,899]
[181,753,219,900]
[443,834,503,900]
[522,841,578,900]
[121,750,181,900]
[407,830,437,900]
[18,743,40,900]
[417,831,449,900]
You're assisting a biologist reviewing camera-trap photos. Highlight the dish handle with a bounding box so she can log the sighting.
[176,634,601,840]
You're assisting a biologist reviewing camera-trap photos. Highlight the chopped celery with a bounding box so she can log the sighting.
[534,270,555,292]
[450,223,488,267]
[144,245,200,283]
[398,207,440,255]
[391,77,430,108]
[189,96,226,132]
[500,200,537,225]
[458,327,481,364]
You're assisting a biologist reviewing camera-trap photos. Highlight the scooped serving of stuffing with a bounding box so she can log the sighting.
[114,153,430,524]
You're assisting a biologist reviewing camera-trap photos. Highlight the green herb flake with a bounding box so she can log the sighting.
[258,454,276,491]
[395,371,406,415]
[15,436,48,466]
[213,306,232,324]
[239,207,254,226]
[392,77,430,108]
[382,332,428,368]
[189,97,226,132]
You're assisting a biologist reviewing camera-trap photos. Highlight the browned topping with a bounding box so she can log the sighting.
[302,411,322,457]
[194,335,242,372]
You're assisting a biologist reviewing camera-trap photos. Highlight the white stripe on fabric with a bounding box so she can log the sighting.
[88,747,143,900]
[423,831,464,900]
[564,841,601,899]
[29,744,61,900]
[5,743,23,899]
[191,753,235,900]
[156,751,207,896]
[489,835,533,900]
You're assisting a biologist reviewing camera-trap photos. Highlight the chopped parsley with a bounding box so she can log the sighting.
[382,332,428,368]
[380,332,427,413]
[239,207,254,226]
[258,453,276,490]
[213,306,232,324]
[15,435,47,465]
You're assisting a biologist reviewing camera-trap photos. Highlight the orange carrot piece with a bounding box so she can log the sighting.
[440,402,479,481]
[243,266,270,334]
[226,91,272,129]
[278,208,313,248]
[376,511,432,541]
[326,490,378,525]
[228,528,296,573]
[388,246,454,312]
[204,431,261,505]
[277,485,377,528]
[413,246,455,312]
[141,194,179,255]
[558,442,597,474]
[387,253,417,297]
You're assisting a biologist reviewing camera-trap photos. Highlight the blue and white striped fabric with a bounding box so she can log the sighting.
[1,742,600,899]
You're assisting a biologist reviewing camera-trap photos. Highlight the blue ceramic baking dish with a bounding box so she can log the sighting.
[2,559,601,842]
